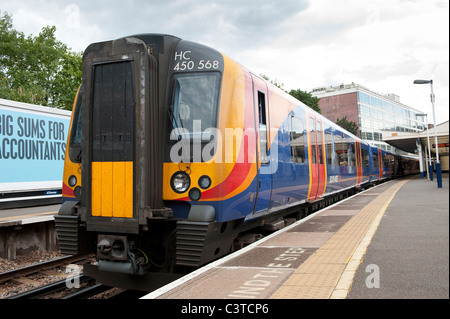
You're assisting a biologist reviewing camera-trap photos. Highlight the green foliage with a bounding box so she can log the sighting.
[259,74,321,113]
[0,11,81,110]
[260,74,285,91]
[288,88,321,114]
[336,116,358,136]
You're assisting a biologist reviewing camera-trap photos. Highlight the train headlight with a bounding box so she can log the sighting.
[198,175,212,189]
[171,171,190,193]
[189,188,201,201]
[68,175,77,187]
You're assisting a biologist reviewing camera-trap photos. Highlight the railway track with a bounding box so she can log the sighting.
[7,275,114,299]
[0,254,92,285]
[1,253,149,299]
[8,275,147,299]
[0,254,98,299]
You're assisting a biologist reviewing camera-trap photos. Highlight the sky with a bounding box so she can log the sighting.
[1,0,449,124]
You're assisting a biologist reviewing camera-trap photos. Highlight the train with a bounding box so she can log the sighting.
[54,34,419,289]
[0,99,71,209]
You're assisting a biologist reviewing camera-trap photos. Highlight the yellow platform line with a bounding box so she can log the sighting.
[0,211,57,221]
[270,178,410,299]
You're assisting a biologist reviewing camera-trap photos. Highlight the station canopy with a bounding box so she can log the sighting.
[383,121,449,156]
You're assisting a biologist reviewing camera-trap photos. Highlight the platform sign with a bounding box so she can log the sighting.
[0,101,71,191]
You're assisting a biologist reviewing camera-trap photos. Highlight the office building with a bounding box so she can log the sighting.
[311,83,426,153]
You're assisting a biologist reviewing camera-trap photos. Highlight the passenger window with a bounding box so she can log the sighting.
[335,135,344,166]
[362,148,369,167]
[289,116,305,163]
[342,141,347,166]
[326,131,334,165]
[309,118,316,164]
[316,121,323,164]
[373,152,378,167]
[384,154,390,168]
[258,91,268,164]
[344,142,350,166]
[350,143,356,167]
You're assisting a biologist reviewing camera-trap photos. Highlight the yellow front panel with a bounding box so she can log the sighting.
[91,161,133,218]
[113,161,133,218]
[113,162,125,216]
[101,162,113,216]
[91,162,103,217]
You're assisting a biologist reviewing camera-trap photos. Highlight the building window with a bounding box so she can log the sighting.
[373,132,382,141]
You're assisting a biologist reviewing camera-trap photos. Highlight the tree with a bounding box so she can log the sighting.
[0,11,81,110]
[336,116,358,136]
[288,89,321,114]
[50,49,82,108]
[259,74,321,113]
[260,74,285,91]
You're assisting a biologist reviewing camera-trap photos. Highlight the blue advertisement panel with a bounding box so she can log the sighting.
[0,108,70,184]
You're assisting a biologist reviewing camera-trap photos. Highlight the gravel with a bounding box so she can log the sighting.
[0,250,64,273]
[0,250,66,298]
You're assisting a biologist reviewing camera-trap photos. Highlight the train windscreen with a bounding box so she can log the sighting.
[170,72,220,140]
[69,88,82,163]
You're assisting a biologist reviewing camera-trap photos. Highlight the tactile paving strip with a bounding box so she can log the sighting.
[288,215,353,233]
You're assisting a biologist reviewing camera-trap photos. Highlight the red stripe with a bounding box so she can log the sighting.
[62,182,75,198]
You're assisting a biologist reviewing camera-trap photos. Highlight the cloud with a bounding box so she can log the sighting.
[1,0,448,122]
[237,0,449,122]
[20,0,308,54]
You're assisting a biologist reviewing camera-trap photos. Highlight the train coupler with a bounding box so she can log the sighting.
[96,235,146,275]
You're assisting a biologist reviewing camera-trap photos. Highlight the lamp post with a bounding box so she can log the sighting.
[413,79,442,188]
[425,114,432,180]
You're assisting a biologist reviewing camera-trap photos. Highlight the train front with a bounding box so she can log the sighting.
[55,35,228,280]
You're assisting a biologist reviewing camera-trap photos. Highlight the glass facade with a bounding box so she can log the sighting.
[357,91,425,152]
[311,83,426,154]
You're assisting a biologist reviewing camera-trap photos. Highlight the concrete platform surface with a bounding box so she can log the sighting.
[143,174,449,299]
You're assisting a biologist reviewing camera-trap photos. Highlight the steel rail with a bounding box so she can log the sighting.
[7,275,89,299]
[0,254,92,284]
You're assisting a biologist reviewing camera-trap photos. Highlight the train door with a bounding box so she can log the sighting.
[355,141,362,185]
[388,154,394,178]
[90,61,135,219]
[378,149,383,179]
[307,114,326,201]
[251,74,272,213]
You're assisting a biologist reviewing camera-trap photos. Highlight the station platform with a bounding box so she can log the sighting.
[0,205,60,259]
[143,173,449,299]
[0,204,59,227]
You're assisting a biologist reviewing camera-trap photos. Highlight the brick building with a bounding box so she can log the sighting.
[311,83,426,153]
